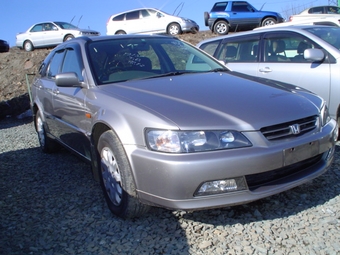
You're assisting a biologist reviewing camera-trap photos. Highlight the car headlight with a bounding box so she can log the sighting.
[146,129,252,153]
[320,104,331,127]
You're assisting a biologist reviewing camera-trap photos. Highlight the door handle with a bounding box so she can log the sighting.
[52,88,60,95]
[259,67,272,73]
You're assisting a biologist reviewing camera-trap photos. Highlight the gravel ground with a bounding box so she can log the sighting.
[1,117,340,255]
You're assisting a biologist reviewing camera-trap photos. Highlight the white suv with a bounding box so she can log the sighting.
[106,8,199,35]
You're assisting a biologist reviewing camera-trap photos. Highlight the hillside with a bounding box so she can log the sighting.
[0,31,218,119]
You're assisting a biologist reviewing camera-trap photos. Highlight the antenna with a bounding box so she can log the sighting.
[70,16,75,24]
[77,15,83,27]
[259,3,266,11]
[173,2,184,16]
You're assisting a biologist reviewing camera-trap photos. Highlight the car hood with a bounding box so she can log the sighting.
[99,72,322,130]
[260,10,281,16]
[66,28,99,33]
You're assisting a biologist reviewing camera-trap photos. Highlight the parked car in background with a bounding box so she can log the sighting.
[256,16,340,28]
[289,5,340,21]
[204,1,284,35]
[0,39,9,52]
[16,21,100,51]
[196,25,340,127]
[106,8,199,35]
[30,34,337,218]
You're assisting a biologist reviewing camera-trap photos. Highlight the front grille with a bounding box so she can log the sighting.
[245,154,323,191]
[261,116,318,140]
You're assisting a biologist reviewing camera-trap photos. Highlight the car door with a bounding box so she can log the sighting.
[124,10,141,33]
[229,2,261,28]
[28,23,45,47]
[202,34,261,77]
[42,22,62,45]
[257,32,331,103]
[51,46,90,156]
[140,9,163,33]
[37,49,65,131]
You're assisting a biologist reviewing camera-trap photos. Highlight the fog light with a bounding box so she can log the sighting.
[325,146,335,161]
[195,177,247,196]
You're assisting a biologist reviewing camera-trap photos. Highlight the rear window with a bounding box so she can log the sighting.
[212,2,228,12]
[112,14,125,21]
[308,7,324,14]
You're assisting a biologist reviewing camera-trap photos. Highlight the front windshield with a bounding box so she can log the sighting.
[54,22,78,30]
[304,26,340,50]
[87,37,226,85]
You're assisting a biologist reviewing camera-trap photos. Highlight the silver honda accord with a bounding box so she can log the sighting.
[30,34,338,218]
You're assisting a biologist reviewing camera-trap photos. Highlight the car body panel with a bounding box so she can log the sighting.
[197,25,340,124]
[31,35,337,214]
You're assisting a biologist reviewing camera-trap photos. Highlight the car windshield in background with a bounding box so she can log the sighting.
[54,22,78,30]
[87,37,224,85]
[304,26,340,49]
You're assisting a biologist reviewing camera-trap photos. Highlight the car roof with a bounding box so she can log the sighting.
[31,21,72,25]
[197,25,338,45]
[110,7,163,17]
[56,34,178,46]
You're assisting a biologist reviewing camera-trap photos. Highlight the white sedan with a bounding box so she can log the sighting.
[16,21,100,51]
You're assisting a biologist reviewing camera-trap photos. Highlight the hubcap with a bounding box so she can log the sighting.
[264,20,275,26]
[169,26,179,35]
[101,147,123,206]
[216,24,227,34]
[25,43,31,51]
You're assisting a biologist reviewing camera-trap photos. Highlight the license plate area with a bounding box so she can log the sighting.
[284,141,319,166]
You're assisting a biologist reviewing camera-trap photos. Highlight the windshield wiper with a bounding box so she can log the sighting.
[209,68,230,73]
[143,71,190,79]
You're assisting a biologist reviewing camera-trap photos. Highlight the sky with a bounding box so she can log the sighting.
[0,0,333,46]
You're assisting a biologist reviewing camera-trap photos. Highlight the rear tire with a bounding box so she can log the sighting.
[24,40,34,52]
[97,130,150,218]
[214,20,229,35]
[35,110,59,153]
[115,30,126,35]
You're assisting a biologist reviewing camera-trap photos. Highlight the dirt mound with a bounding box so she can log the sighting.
[0,31,217,119]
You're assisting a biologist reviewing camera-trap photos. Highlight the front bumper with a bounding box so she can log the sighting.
[181,21,199,33]
[127,119,337,211]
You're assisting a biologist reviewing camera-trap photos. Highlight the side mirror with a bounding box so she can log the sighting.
[304,48,325,62]
[55,72,85,88]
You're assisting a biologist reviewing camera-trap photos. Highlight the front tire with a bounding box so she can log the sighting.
[167,23,181,35]
[214,20,229,35]
[35,110,59,153]
[261,17,277,26]
[97,130,150,218]
[64,35,75,41]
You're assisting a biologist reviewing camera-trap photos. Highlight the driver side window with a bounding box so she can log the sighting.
[47,50,65,78]
[61,49,83,81]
